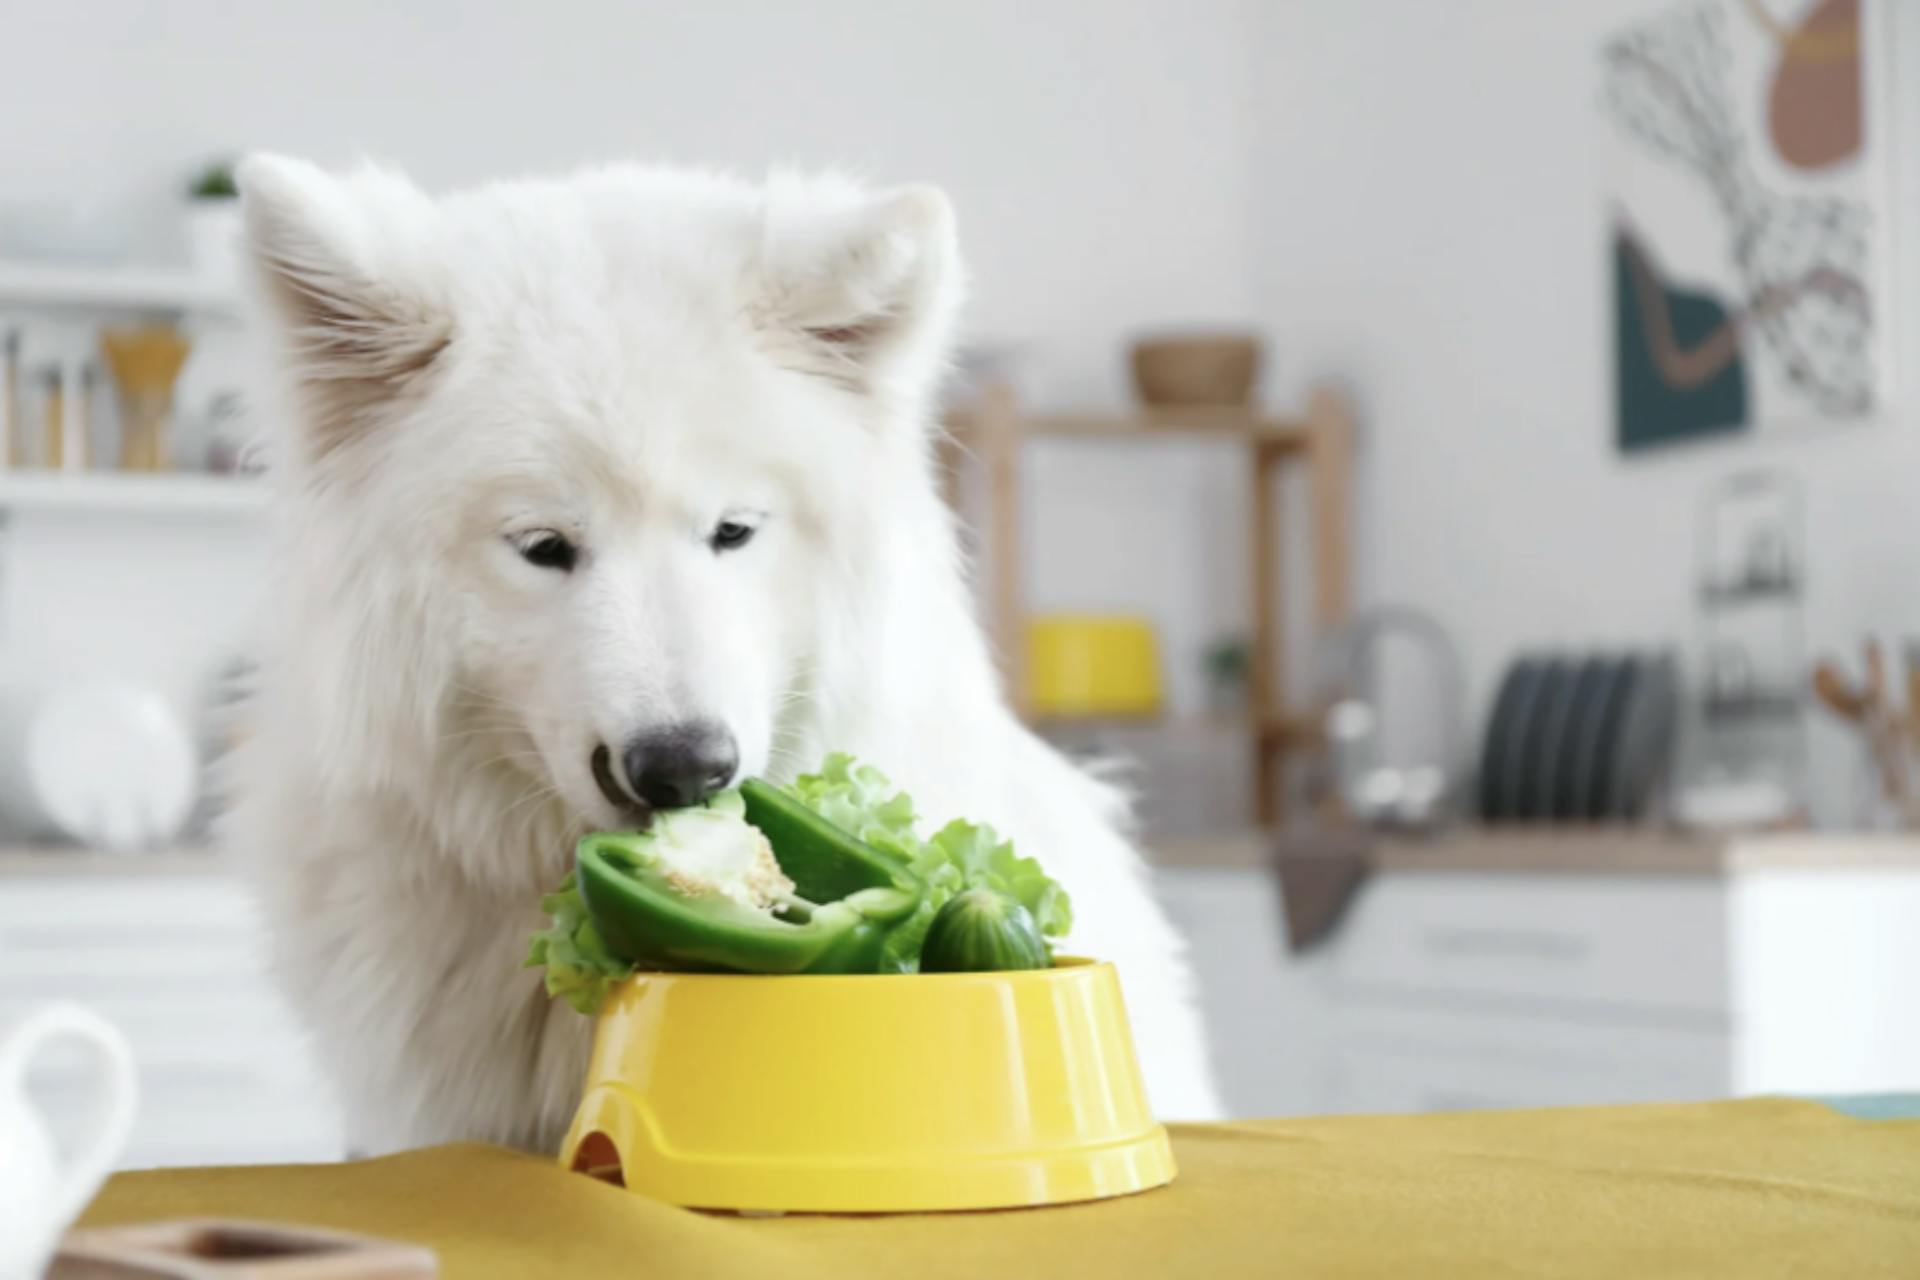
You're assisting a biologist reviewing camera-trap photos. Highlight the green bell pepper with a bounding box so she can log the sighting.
[531,754,1076,1007]
[575,779,936,975]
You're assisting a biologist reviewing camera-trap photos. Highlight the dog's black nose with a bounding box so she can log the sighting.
[619,721,739,810]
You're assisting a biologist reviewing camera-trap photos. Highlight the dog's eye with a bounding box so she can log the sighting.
[514,531,577,573]
[710,520,757,553]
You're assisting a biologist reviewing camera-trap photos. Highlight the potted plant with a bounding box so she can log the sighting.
[184,159,241,282]
[1202,637,1250,718]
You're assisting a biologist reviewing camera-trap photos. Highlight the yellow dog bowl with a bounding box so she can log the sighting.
[559,958,1174,1213]
[1025,615,1164,719]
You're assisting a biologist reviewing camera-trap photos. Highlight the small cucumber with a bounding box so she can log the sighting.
[918,888,1051,973]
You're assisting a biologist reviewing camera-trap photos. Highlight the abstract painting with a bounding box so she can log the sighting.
[1602,0,1886,452]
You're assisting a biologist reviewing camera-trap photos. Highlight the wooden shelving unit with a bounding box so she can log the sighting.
[944,385,1355,825]
[0,260,255,514]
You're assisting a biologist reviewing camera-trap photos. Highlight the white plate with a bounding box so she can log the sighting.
[26,685,197,852]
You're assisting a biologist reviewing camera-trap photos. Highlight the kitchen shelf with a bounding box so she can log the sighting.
[0,845,222,877]
[967,407,1313,446]
[0,261,239,315]
[941,387,1355,827]
[1030,711,1318,743]
[0,471,268,515]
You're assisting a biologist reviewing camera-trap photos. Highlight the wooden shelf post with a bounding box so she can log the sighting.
[1249,435,1282,824]
[942,386,1355,827]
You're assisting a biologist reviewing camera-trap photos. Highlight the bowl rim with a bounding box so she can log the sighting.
[606,955,1103,990]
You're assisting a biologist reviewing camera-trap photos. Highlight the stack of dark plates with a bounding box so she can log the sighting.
[1476,651,1679,824]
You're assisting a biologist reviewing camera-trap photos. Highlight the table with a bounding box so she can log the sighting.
[82,1097,1920,1279]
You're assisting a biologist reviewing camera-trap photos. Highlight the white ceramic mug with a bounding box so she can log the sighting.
[0,1002,137,1280]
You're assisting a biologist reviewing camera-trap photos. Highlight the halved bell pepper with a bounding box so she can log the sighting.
[575,779,936,975]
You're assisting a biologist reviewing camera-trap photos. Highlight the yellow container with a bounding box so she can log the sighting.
[1025,615,1164,719]
[559,958,1175,1213]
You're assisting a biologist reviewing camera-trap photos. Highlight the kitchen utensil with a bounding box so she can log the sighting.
[1321,604,1465,830]
[75,364,97,471]
[1550,655,1614,819]
[53,1221,437,1279]
[1813,657,1869,721]
[1478,656,1544,821]
[560,959,1174,1212]
[1516,657,1578,820]
[23,363,63,469]
[1559,660,1620,821]
[1496,658,1553,820]
[1608,652,1679,820]
[1674,776,1793,829]
[1580,655,1638,819]
[0,1002,137,1280]
[1742,525,1794,594]
[1693,470,1808,816]
[1129,333,1261,408]
[1478,650,1678,825]
[203,391,252,475]
[1812,640,1920,828]
[2,329,18,468]
[1704,639,1756,718]
[102,326,192,471]
[1025,615,1164,719]
[1905,642,1920,750]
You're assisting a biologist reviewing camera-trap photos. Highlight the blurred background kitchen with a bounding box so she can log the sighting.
[2,0,1916,1168]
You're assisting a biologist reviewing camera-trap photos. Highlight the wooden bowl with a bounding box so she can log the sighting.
[1130,334,1262,408]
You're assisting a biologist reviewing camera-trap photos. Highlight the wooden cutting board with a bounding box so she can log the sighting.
[51,1220,437,1279]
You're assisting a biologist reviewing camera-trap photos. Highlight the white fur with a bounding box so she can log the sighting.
[224,156,1222,1156]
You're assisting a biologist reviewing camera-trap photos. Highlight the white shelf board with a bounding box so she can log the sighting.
[0,471,268,515]
[0,262,240,315]
[0,845,223,877]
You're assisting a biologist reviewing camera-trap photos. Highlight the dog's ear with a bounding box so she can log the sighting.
[239,154,451,455]
[756,181,963,399]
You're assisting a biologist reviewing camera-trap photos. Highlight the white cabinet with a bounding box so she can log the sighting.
[0,857,343,1169]
[1326,874,1731,1014]
[1319,839,1920,1115]
[1154,864,1327,1118]
[1156,835,1920,1119]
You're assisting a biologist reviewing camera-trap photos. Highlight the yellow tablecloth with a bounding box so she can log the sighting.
[83,1099,1920,1278]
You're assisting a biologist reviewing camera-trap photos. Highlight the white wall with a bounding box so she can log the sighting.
[4,0,1261,407]
[1250,0,1919,823]
[7,0,1910,824]
[0,0,1271,754]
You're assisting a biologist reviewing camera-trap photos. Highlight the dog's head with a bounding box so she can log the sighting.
[241,158,962,836]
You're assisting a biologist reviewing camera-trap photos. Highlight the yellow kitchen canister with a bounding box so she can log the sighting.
[1024,615,1165,719]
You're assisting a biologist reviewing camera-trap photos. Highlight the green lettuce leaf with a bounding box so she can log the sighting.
[784,753,923,862]
[527,754,1076,1001]
[782,755,1073,968]
[922,818,1074,939]
[525,872,634,1015]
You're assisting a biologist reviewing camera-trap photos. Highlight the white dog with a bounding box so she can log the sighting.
[224,156,1221,1156]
